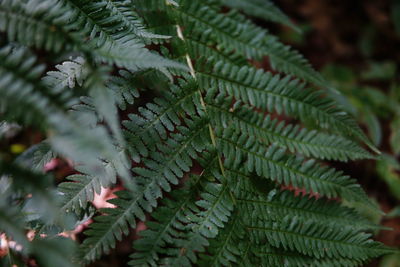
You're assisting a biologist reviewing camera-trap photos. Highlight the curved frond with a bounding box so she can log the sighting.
[251,245,361,267]
[248,216,392,261]
[220,0,300,32]
[207,91,373,161]
[217,128,371,204]
[234,174,380,231]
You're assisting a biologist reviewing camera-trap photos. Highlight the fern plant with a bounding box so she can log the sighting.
[0,0,395,266]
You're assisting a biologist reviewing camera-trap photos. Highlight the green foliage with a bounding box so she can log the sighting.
[220,0,300,32]
[0,0,393,266]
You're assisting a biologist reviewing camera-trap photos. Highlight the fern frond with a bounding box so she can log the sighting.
[220,0,300,32]
[161,175,233,266]
[0,0,79,52]
[0,160,58,221]
[0,0,391,265]
[199,60,376,151]
[30,238,77,267]
[130,152,219,266]
[0,177,34,250]
[62,0,140,47]
[99,0,170,41]
[79,190,142,263]
[94,44,186,75]
[133,118,209,192]
[198,212,245,267]
[130,175,205,267]
[170,1,267,60]
[0,43,60,126]
[106,71,140,111]
[252,244,362,267]
[262,37,331,89]
[58,174,99,213]
[123,78,203,161]
[0,190,77,267]
[172,26,248,67]
[42,57,87,92]
[169,0,328,88]
[234,175,380,231]
[248,216,392,261]
[130,149,233,267]
[207,91,373,161]
[130,190,198,267]
[0,43,130,190]
[0,0,185,74]
[57,0,185,73]
[218,128,371,204]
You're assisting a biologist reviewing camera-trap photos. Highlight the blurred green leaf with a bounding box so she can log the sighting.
[279,24,311,45]
[387,206,400,218]
[359,25,376,57]
[322,64,356,85]
[32,237,76,267]
[361,61,397,81]
[390,84,400,104]
[377,154,400,200]
[380,252,400,267]
[391,117,400,155]
[364,109,382,146]
[343,197,383,225]
[364,88,392,109]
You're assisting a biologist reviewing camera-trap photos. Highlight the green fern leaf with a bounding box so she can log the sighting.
[220,0,300,32]
[199,60,377,151]
[218,128,372,204]
[248,216,392,261]
[207,91,373,161]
